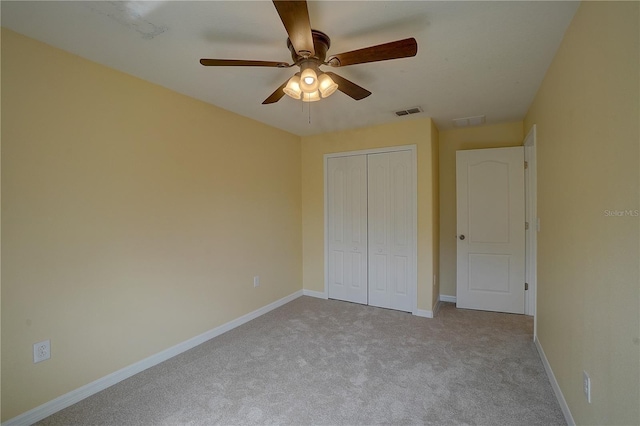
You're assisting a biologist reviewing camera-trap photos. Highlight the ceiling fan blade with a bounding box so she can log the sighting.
[272,1,315,57]
[327,38,417,67]
[200,59,290,67]
[325,72,371,100]
[262,79,290,104]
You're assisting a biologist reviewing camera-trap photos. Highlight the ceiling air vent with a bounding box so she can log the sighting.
[395,107,423,117]
[452,115,486,127]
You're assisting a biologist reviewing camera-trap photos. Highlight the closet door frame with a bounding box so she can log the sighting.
[323,145,418,315]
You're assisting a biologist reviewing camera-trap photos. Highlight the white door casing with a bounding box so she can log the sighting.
[367,150,414,312]
[524,125,538,327]
[456,147,525,314]
[327,155,368,304]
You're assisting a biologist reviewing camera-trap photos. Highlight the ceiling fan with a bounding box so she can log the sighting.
[200,0,418,104]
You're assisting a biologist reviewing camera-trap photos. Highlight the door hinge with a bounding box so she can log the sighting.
[525,221,529,230]
[524,161,528,169]
[525,283,529,291]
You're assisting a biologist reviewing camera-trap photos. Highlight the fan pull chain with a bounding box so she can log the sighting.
[299,94,312,124]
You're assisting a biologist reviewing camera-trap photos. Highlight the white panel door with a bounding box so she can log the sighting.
[327,155,368,304]
[456,147,525,314]
[367,151,414,312]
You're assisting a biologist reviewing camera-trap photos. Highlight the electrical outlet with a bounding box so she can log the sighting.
[583,370,591,403]
[34,340,51,363]
[253,276,260,287]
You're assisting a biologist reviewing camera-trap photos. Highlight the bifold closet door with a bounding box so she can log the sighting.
[367,151,413,312]
[327,155,368,304]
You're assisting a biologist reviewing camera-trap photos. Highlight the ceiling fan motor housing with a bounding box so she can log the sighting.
[287,30,331,63]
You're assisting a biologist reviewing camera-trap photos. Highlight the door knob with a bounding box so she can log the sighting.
[459,234,465,240]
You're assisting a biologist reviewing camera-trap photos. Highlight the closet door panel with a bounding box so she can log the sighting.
[367,156,388,305]
[368,151,413,312]
[327,155,368,304]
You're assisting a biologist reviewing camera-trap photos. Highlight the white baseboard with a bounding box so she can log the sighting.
[302,289,327,299]
[413,308,434,318]
[534,336,575,426]
[3,290,304,426]
[439,295,457,303]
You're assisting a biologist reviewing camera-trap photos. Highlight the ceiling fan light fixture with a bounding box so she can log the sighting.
[318,73,338,98]
[300,63,319,93]
[283,73,302,99]
[302,90,321,102]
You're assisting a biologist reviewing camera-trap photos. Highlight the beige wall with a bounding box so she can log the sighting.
[524,2,639,425]
[431,124,440,305]
[0,26,3,424]
[1,29,302,420]
[301,118,439,312]
[438,122,523,297]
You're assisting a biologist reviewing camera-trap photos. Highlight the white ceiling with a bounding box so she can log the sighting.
[1,1,579,136]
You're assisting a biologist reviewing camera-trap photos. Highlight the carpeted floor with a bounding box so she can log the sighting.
[37,297,565,425]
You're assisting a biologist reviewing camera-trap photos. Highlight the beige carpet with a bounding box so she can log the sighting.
[37,297,565,425]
